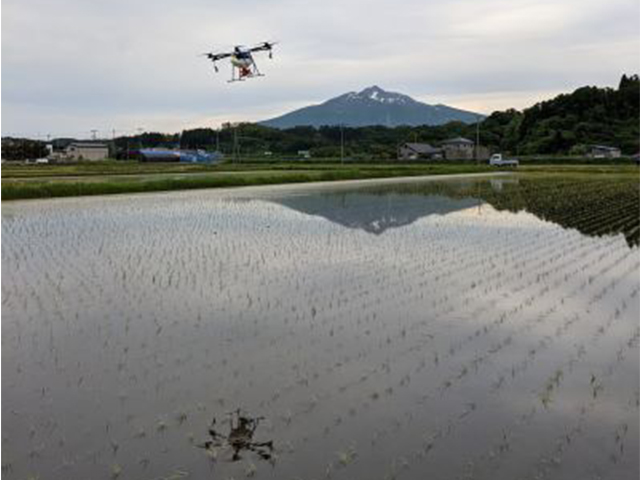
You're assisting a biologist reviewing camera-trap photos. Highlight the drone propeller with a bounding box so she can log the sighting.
[201,50,233,72]
[249,41,278,57]
[200,54,221,72]
[266,41,278,58]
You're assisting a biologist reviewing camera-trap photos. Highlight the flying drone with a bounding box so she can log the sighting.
[203,42,277,83]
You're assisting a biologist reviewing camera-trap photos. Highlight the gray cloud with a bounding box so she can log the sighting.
[2,0,639,137]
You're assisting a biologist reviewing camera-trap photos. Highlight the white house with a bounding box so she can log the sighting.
[64,142,109,161]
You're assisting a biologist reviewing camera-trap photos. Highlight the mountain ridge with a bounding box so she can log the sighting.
[260,86,484,128]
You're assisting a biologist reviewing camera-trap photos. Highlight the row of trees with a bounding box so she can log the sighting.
[1,137,49,161]
[168,122,477,159]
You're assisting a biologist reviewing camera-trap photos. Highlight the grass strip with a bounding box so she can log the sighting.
[2,166,491,200]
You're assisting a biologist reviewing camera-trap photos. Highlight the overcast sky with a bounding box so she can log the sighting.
[2,0,639,138]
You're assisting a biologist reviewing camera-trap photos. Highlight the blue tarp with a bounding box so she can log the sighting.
[139,149,222,163]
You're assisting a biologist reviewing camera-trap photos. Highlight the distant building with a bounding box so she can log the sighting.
[398,143,443,161]
[588,145,621,159]
[139,148,222,163]
[440,137,490,160]
[139,148,180,162]
[297,150,311,159]
[64,142,109,161]
[441,137,475,160]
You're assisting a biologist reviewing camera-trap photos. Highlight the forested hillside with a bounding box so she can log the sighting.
[481,74,639,154]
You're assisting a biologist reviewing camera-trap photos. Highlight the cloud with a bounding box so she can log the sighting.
[2,0,639,137]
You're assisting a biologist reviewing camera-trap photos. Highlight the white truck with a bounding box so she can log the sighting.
[489,153,519,167]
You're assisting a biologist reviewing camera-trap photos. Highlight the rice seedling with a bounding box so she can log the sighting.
[2,173,637,480]
[110,463,122,478]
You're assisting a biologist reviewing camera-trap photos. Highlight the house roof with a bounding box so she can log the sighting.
[403,143,441,154]
[68,142,109,148]
[442,137,474,145]
[590,145,620,151]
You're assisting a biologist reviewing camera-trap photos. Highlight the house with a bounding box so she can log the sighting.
[441,137,475,160]
[398,143,443,161]
[297,150,311,159]
[439,137,490,160]
[64,142,109,161]
[588,145,621,159]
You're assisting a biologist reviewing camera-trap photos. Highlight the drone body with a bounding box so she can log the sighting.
[203,42,277,83]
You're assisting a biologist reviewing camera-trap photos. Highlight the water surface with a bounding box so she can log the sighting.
[3,175,639,480]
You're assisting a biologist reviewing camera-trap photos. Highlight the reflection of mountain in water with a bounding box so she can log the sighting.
[271,177,639,247]
[274,192,480,234]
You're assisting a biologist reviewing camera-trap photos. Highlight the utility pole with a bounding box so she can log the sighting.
[216,129,220,153]
[475,115,480,165]
[233,125,239,163]
[340,124,345,165]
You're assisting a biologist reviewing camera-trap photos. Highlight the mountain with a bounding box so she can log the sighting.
[260,86,484,128]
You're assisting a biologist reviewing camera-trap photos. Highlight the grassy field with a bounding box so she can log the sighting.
[1,162,493,200]
[2,161,638,200]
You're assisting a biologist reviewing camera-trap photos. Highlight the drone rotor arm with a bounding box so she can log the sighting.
[248,41,278,53]
[203,52,232,61]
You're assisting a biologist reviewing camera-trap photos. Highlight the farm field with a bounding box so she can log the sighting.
[2,174,639,480]
[3,162,637,201]
[1,162,496,200]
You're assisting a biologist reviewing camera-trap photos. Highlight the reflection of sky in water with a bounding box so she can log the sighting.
[2,177,638,480]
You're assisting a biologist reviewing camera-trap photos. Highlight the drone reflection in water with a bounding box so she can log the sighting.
[197,409,275,463]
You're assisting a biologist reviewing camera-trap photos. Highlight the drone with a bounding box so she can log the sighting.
[203,42,277,83]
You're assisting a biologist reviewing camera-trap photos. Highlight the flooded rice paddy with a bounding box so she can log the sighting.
[2,174,639,480]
